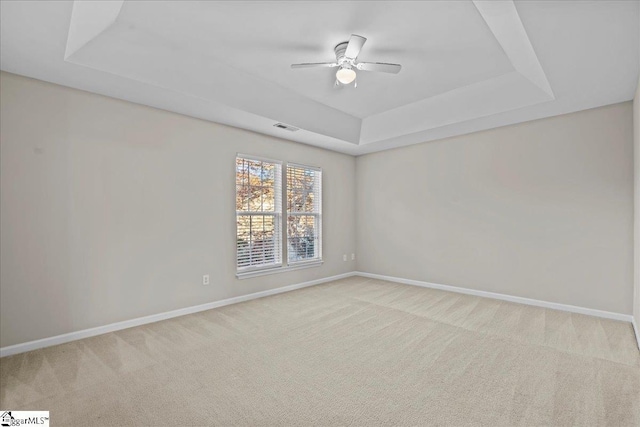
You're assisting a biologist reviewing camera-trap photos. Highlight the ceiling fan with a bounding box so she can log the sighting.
[291,34,402,87]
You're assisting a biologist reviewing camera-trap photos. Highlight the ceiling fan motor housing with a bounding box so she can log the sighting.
[290,35,401,85]
[334,42,351,65]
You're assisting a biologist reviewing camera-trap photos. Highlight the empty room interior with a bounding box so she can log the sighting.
[2,1,640,425]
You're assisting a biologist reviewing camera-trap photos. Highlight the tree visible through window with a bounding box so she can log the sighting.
[236,156,282,271]
[287,164,322,263]
[236,156,322,274]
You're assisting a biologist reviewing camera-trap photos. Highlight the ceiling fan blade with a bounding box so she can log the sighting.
[291,62,338,69]
[356,62,402,74]
[344,34,367,60]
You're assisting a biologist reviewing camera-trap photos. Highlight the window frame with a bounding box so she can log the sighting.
[286,162,323,266]
[235,154,283,275]
[235,155,323,279]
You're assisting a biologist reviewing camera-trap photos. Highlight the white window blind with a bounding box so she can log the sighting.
[286,164,322,263]
[236,156,282,272]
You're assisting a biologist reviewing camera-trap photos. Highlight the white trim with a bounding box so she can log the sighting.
[236,153,283,165]
[287,162,322,172]
[236,260,323,279]
[4,270,633,358]
[632,317,640,351]
[0,272,355,358]
[355,272,633,323]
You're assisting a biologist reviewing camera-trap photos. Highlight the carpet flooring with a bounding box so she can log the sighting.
[1,276,639,426]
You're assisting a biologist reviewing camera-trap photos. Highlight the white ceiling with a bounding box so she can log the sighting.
[1,1,638,155]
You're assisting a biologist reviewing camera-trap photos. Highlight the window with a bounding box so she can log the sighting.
[236,155,322,276]
[287,164,322,263]
[236,156,282,272]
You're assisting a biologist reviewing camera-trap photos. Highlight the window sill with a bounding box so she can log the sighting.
[236,260,323,280]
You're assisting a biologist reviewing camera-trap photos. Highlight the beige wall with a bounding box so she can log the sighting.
[0,72,357,347]
[356,102,635,314]
[634,77,640,328]
[1,70,636,349]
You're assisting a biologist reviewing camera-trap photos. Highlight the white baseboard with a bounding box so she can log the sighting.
[0,272,356,358]
[3,270,634,357]
[632,318,640,351]
[355,272,633,323]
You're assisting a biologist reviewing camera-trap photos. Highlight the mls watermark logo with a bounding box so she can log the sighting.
[1,411,49,426]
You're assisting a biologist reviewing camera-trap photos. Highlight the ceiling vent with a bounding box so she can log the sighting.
[273,123,299,132]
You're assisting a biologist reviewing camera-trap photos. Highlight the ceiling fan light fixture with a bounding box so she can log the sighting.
[291,34,401,87]
[336,67,356,85]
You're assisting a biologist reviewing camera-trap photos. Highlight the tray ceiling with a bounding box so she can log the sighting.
[1,1,638,155]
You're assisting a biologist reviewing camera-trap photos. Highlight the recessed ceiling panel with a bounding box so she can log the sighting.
[65,0,552,147]
[66,15,363,144]
[114,0,515,119]
[2,0,637,155]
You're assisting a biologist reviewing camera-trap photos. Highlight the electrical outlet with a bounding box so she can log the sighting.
[343,254,347,262]
[351,253,355,260]
[203,274,210,285]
